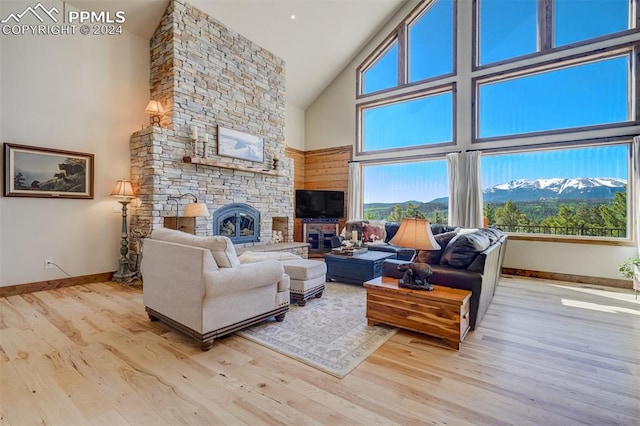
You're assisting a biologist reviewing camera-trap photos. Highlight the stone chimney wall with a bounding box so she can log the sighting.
[130,0,292,243]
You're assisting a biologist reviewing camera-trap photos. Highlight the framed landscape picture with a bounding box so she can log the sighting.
[217,126,264,163]
[3,143,94,199]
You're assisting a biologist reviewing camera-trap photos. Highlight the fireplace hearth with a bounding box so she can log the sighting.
[213,203,260,244]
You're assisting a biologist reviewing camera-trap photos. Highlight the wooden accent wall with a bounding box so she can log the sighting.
[286,145,352,242]
[286,147,307,242]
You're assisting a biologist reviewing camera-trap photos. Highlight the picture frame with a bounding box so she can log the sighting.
[217,126,264,163]
[3,143,94,199]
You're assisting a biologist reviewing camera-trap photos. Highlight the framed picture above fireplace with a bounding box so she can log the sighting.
[217,126,264,163]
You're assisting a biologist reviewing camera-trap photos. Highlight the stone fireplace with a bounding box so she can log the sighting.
[129,0,293,245]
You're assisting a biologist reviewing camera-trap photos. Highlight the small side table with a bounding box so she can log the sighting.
[364,276,471,350]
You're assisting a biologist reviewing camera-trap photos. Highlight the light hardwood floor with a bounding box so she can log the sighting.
[1,276,638,425]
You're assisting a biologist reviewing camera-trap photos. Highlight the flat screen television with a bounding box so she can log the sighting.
[295,190,345,219]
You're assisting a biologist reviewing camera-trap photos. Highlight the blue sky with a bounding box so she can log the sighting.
[363,0,630,204]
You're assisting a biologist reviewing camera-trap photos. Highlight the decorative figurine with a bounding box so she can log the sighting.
[397,263,434,291]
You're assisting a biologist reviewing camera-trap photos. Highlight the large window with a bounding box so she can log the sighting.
[481,143,629,238]
[360,89,454,153]
[555,0,629,46]
[355,0,638,243]
[478,0,537,65]
[358,0,455,96]
[477,53,631,139]
[363,160,449,223]
[477,0,632,66]
[408,0,454,82]
[362,40,398,94]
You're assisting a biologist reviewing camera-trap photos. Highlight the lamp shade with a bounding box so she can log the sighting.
[389,218,441,250]
[110,179,136,199]
[145,100,164,115]
[183,202,210,217]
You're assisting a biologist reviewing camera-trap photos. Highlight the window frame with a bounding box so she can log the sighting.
[472,0,639,70]
[479,137,636,246]
[472,45,639,143]
[356,0,458,99]
[357,34,401,97]
[361,155,450,221]
[354,0,639,246]
[356,83,457,156]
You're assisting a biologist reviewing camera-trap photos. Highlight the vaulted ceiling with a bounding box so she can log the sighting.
[67,0,407,109]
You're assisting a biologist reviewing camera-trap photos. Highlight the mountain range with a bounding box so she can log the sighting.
[479,177,626,203]
[376,177,627,206]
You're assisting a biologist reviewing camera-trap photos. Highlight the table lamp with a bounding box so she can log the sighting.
[389,218,440,290]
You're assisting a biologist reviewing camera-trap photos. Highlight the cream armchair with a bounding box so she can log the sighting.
[141,228,290,351]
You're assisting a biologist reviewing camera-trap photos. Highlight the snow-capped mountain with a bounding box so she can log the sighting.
[482,177,627,203]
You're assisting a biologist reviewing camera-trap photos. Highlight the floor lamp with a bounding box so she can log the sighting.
[111,179,136,283]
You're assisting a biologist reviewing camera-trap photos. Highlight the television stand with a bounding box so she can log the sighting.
[302,219,339,254]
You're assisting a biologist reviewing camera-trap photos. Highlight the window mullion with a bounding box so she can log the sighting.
[538,0,553,51]
[398,24,408,86]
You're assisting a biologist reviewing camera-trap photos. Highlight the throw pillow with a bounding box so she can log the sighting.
[362,223,385,243]
[440,230,491,269]
[152,228,240,268]
[385,222,400,242]
[415,231,458,265]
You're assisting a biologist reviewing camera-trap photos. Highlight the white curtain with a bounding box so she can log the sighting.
[447,151,484,228]
[348,161,363,220]
[634,136,640,256]
[464,151,483,228]
[446,152,465,226]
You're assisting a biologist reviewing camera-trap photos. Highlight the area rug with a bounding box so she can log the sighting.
[237,282,398,378]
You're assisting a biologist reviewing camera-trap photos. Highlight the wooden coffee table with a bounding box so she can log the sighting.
[363,276,471,350]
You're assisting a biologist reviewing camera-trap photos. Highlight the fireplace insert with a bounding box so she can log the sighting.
[212,203,260,244]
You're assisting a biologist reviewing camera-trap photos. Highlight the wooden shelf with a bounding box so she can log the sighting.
[183,156,280,176]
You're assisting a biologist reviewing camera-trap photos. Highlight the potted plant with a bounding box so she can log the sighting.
[618,256,640,299]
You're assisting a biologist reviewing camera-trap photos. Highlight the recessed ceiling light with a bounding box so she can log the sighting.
[290,14,296,20]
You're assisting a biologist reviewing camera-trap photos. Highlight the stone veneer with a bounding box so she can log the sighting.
[130,0,292,244]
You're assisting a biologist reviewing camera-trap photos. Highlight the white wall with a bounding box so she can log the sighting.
[285,101,305,150]
[304,0,638,281]
[0,3,150,286]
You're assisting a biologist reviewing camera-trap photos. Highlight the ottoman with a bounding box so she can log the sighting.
[280,259,327,306]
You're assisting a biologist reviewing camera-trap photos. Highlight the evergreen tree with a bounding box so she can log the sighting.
[600,191,626,236]
[433,210,444,224]
[494,200,529,230]
[387,205,404,222]
[483,204,496,226]
[14,172,26,189]
[404,203,426,219]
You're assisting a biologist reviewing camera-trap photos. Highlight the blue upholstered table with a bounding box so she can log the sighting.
[324,251,396,285]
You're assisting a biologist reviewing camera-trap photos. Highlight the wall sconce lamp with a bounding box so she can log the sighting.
[111,179,137,283]
[168,193,210,232]
[145,100,165,126]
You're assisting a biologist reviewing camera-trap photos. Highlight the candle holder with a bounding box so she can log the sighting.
[273,157,279,170]
[190,126,199,158]
[192,137,199,158]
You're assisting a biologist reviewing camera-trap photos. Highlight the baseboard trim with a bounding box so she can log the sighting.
[502,267,631,289]
[0,272,115,298]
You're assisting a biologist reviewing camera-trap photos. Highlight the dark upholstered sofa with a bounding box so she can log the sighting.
[343,220,507,330]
